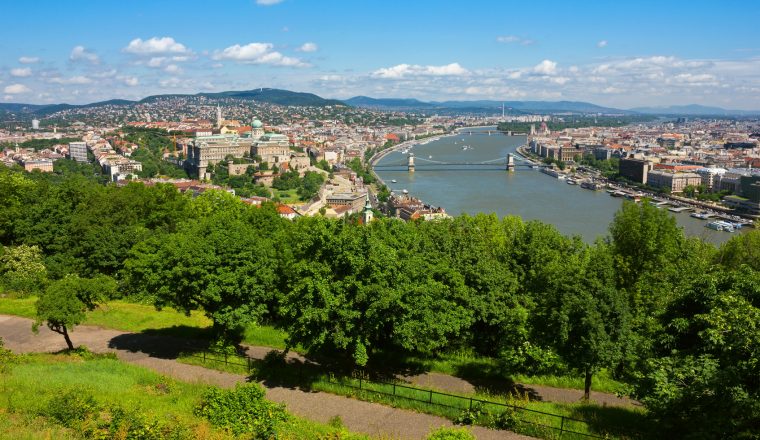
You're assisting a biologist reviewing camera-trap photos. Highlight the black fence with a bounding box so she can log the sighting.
[190,348,632,439]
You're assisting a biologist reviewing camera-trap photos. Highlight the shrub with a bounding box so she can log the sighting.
[426,426,476,440]
[195,383,288,437]
[487,408,519,430]
[453,403,484,426]
[45,387,100,428]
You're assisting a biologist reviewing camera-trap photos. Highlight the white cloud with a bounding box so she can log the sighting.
[256,0,284,5]
[10,68,32,78]
[124,37,189,55]
[496,35,535,46]
[92,69,117,78]
[597,40,608,48]
[212,43,308,67]
[298,42,318,52]
[18,56,40,64]
[70,46,99,64]
[122,76,139,86]
[372,63,469,79]
[533,59,557,75]
[49,76,92,85]
[4,84,31,94]
[164,64,182,74]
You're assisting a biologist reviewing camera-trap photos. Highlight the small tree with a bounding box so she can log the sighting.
[34,275,115,349]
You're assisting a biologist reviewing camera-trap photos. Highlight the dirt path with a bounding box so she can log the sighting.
[0,315,532,440]
[403,371,639,407]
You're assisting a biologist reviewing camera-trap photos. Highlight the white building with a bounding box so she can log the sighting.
[68,142,88,163]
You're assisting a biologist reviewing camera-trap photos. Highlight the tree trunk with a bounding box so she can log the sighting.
[584,368,592,401]
[62,325,74,350]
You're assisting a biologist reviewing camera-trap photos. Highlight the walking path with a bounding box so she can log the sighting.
[0,315,532,440]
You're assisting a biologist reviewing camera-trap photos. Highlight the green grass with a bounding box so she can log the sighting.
[0,351,370,440]
[274,188,303,203]
[0,296,35,318]
[243,323,289,349]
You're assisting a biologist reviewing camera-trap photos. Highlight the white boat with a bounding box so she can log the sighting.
[391,179,397,183]
[402,189,409,194]
[690,212,711,220]
[706,220,734,232]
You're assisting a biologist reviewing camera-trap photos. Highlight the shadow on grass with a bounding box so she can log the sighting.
[569,404,651,439]
[453,360,542,401]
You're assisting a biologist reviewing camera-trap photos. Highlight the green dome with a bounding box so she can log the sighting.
[252,119,263,128]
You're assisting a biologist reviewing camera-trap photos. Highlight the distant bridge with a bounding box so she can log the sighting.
[373,154,548,172]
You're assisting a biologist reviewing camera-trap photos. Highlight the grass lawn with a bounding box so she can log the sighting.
[274,188,304,204]
[0,350,368,440]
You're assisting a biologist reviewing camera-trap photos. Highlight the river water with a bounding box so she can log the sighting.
[375,127,735,245]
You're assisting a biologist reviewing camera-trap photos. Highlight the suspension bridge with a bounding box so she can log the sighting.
[373,153,548,172]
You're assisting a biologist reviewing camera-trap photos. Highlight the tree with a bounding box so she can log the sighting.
[33,275,115,349]
[636,267,760,438]
[124,198,284,343]
[551,243,631,400]
[0,244,47,295]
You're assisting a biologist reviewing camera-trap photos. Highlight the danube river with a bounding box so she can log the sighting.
[375,127,736,245]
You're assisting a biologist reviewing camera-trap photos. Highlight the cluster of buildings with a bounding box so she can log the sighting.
[528,118,760,217]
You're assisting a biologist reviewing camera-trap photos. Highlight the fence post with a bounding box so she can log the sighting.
[469,397,473,410]
[203,351,206,362]
[429,389,433,404]
[393,383,396,396]
[224,352,228,365]
[359,376,362,390]
[559,415,565,438]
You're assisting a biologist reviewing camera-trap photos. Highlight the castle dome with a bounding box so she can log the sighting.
[252,119,263,128]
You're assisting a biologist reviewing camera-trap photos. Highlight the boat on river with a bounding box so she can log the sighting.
[706,220,735,232]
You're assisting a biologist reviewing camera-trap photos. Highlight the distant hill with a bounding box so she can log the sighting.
[630,104,760,116]
[343,96,633,114]
[0,88,345,118]
[140,88,345,107]
[343,96,435,109]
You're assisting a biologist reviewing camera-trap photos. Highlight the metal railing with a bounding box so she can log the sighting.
[190,348,633,439]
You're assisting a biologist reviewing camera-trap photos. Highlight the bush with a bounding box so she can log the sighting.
[453,403,484,426]
[0,337,19,372]
[426,426,476,440]
[487,408,520,430]
[195,383,288,436]
[45,387,100,428]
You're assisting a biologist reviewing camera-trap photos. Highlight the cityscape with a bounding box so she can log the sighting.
[1,2,760,440]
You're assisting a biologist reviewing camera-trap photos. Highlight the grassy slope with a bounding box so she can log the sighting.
[0,297,623,393]
[0,352,367,440]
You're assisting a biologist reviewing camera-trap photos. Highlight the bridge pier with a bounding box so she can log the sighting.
[407,153,415,173]
[506,154,515,171]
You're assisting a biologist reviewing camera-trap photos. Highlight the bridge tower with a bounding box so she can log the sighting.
[506,154,515,171]
[407,153,415,173]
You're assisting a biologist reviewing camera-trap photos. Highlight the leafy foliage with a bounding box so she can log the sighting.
[195,383,289,437]
[0,244,47,295]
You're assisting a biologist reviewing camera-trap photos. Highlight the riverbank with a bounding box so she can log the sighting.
[517,145,755,227]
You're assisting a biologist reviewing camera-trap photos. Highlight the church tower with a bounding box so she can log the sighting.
[362,193,373,224]
[216,105,222,129]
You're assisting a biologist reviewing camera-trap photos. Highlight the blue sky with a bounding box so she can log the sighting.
[2,0,760,108]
